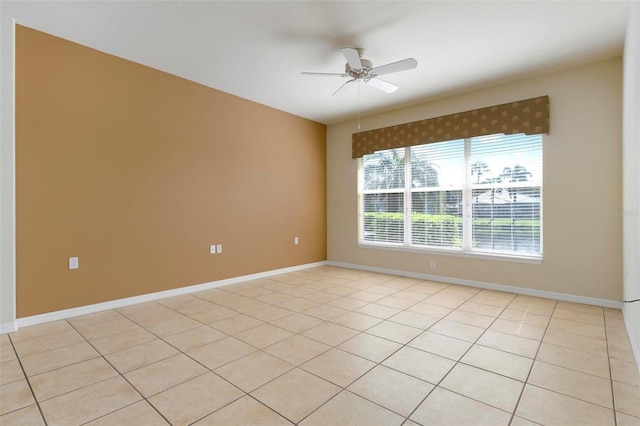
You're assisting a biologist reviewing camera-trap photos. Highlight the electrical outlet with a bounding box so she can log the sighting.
[69,257,79,270]
[294,237,299,245]
[430,260,436,269]
[216,244,222,254]
[210,245,216,254]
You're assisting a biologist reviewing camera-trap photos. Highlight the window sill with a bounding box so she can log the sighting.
[357,242,543,264]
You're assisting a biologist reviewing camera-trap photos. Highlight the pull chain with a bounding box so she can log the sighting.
[357,79,361,130]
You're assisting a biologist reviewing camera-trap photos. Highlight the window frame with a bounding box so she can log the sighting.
[357,135,543,263]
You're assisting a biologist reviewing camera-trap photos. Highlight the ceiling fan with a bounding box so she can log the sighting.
[302,47,418,96]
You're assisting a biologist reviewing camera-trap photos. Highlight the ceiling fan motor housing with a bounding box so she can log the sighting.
[346,59,373,79]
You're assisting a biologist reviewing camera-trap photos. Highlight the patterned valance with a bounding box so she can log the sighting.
[352,95,549,158]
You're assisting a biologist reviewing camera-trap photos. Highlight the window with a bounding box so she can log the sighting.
[359,133,542,258]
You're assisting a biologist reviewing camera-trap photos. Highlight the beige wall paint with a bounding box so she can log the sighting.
[16,26,326,318]
[328,58,622,301]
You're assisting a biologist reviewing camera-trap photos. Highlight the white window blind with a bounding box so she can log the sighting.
[469,134,542,255]
[410,140,464,248]
[361,148,405,243]
[359,133,543,258]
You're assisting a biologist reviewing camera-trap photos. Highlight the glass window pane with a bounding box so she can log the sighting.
[411,139,464,188]
[411,190,462,248]
[362,148,405,190]
[471,186,541,254]
[363,193,404,243]
[470,134,542,186]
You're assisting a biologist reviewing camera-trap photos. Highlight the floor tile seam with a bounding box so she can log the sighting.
[522,382,618,416]
[74,322,144,342]
[0,362,26,387]
[373,316,425,333]
[539,338,609,358]
[242,393,302,425]
[212,360,298,395]
[536,354,623,382]
[262,341,333,366]
[24,347,117,378]
[551,309,606,321]
[8,331,86,357]
[611,377,640,388]
[177,390,247,426]
[30,371,123,406]
[549,317,607,330]
[242,310,299,326]
[343,380,431,420]
[529,355,611,380]
[554,304,606,317]
[130,369,212,400]
[457,305,504,318]
[7,322,78,345]
[17,347,105,380]
[4,339,48,425]
[524,374,615,411]
[430,384,518,417]
[61,320,175,425]
[539,339,612,362]
[400,332,481,425]
[509,300,615,423]
[296,341,379,370]
[9,332,91,363]
[123,306,219,342]
[296,345,382,385]
[508,300,562,425]
[116,348,207,379]
[455,357,531,382]
[293,389,387,425]
[603,313,621,422]
[56,325,160,416]
[66,311,129,330]
[408,297,508,348]
[95,331,191,360]
[112,341,241,425]
[438,313,495,330]
[0,403,46,423]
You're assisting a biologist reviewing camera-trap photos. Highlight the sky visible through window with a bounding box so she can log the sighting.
[414,134,542,187]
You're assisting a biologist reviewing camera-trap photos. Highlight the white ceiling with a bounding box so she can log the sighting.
[3,1,630,124]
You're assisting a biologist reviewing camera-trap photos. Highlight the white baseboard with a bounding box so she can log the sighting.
[327,261,623,309]
[12,261,328,331]
[8,259,624,333]
[0,321,18,334]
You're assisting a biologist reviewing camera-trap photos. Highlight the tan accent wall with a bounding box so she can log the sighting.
[328,58,622,301]
[16,25,326,317]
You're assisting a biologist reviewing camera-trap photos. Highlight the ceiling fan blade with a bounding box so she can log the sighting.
[370,58,417,76]
[301,72,348,77]
[342,47,363,69]
[333,79,356,96]
[365,77,398,93]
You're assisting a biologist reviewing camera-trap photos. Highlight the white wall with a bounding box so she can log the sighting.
[328,58,623,303]
[0,4,17,332]
[622,2,640,367]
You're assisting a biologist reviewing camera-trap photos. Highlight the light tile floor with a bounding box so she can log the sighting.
[1,266,639,425]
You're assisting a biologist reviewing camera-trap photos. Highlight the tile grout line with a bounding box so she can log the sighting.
[401,292,516,425]
[5,268,633,425]
[6,332,50,426]
[63,320,176,426]
[603,312,619,426]
[506,298,558,425]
